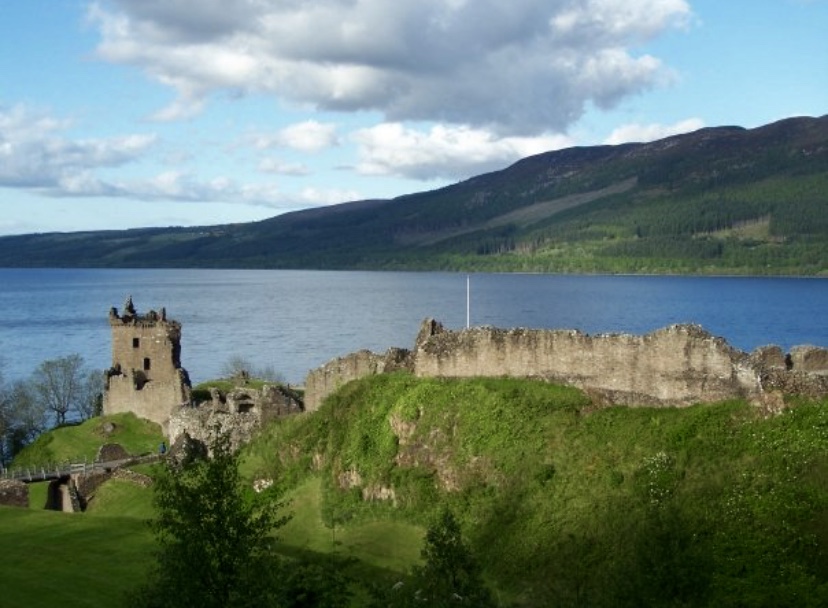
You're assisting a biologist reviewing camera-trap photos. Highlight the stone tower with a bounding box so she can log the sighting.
[103,296,191,430]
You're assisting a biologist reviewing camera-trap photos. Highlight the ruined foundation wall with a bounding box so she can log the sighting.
[0,480,28,508]
[304,348,412,411]
[168,384,303,449]
[104,372,190,429]
[749,345,828,400]
[790,345,828,372]
[168,407,263,454]
[414,323,761,406]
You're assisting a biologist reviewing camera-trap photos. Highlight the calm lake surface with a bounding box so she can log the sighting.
[1,268,827,385]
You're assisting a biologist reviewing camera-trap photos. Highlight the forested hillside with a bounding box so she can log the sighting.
[1,115,826,274]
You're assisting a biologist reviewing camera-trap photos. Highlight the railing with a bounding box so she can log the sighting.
[0,453,164,483]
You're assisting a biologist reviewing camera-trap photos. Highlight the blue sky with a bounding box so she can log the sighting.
[0,0,825,236]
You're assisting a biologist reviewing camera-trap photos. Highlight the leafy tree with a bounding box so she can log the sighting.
[0,367,8,464]
[0,377,48,465]
[221,355,285,383]
[129,430,292,608]
[76,369,104,420]
[30,354,98,426]
[276,559,353,608]
[377,508,496,607]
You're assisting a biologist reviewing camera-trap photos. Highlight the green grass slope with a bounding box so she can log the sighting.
[250,374,828,607]
[5,376,828,607]
[0,473,418,608]
[11,413,164,468]
[2,420,419,608]
[0,506,156,607]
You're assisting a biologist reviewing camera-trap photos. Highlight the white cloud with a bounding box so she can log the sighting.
[236,183,361,208]
[352,123,573,180]
[89,0,692,134]
[258,158,310,176]
[149,94,206,122]
[603,118,705,144]
[0,104,324,209]
[295,187,363,207]
[0,104,157,190]
[251,121,339,153]
[551,0,692,43]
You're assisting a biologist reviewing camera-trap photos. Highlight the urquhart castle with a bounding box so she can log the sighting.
[102,299,828,442]
[5,297,826,511]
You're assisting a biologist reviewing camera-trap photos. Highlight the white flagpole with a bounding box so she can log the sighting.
[466,274,470,329]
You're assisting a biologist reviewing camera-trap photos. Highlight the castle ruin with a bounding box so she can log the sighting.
[304,318,828,411]
[103,296,191,429]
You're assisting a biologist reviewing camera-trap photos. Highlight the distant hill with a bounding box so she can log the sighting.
[2,115,827,274]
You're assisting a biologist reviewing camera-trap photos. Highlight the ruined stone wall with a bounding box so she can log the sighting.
[790,345,828,372]
[304,350,385,412]
[749,345,828,401]
[0,479,28,508]
[112,468,153,488]
[168,383,304,450]
[304,347,413,411]
[105,372,190,431]
[414,322,761,407]
[73,471,112,509]
[168,407,262,454]
[304,318,828,410]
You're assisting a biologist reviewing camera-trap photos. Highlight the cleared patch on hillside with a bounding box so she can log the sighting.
[700,215,773,240]
[398,178,638,246]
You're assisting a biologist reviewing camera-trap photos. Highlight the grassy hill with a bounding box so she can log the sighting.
[10,413,164,468]
[4,376,828,606]
[248,374,828,606]
[1,115,826,274]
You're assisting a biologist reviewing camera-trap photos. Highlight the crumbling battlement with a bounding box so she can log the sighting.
[303,318,828,411]
[103,296,191,430]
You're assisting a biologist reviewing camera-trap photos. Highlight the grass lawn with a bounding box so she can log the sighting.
[279,477,423,572]
[84,479,154,519]
[0,506,155,608]
[27,482,50,510]
[1,475,420,608]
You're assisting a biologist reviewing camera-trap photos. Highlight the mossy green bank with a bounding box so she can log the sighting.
[4,375,828,606]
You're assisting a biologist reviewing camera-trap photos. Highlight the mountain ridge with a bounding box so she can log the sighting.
[1,115,827,273]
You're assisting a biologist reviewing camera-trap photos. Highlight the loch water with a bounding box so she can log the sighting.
[1,268,827,385]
